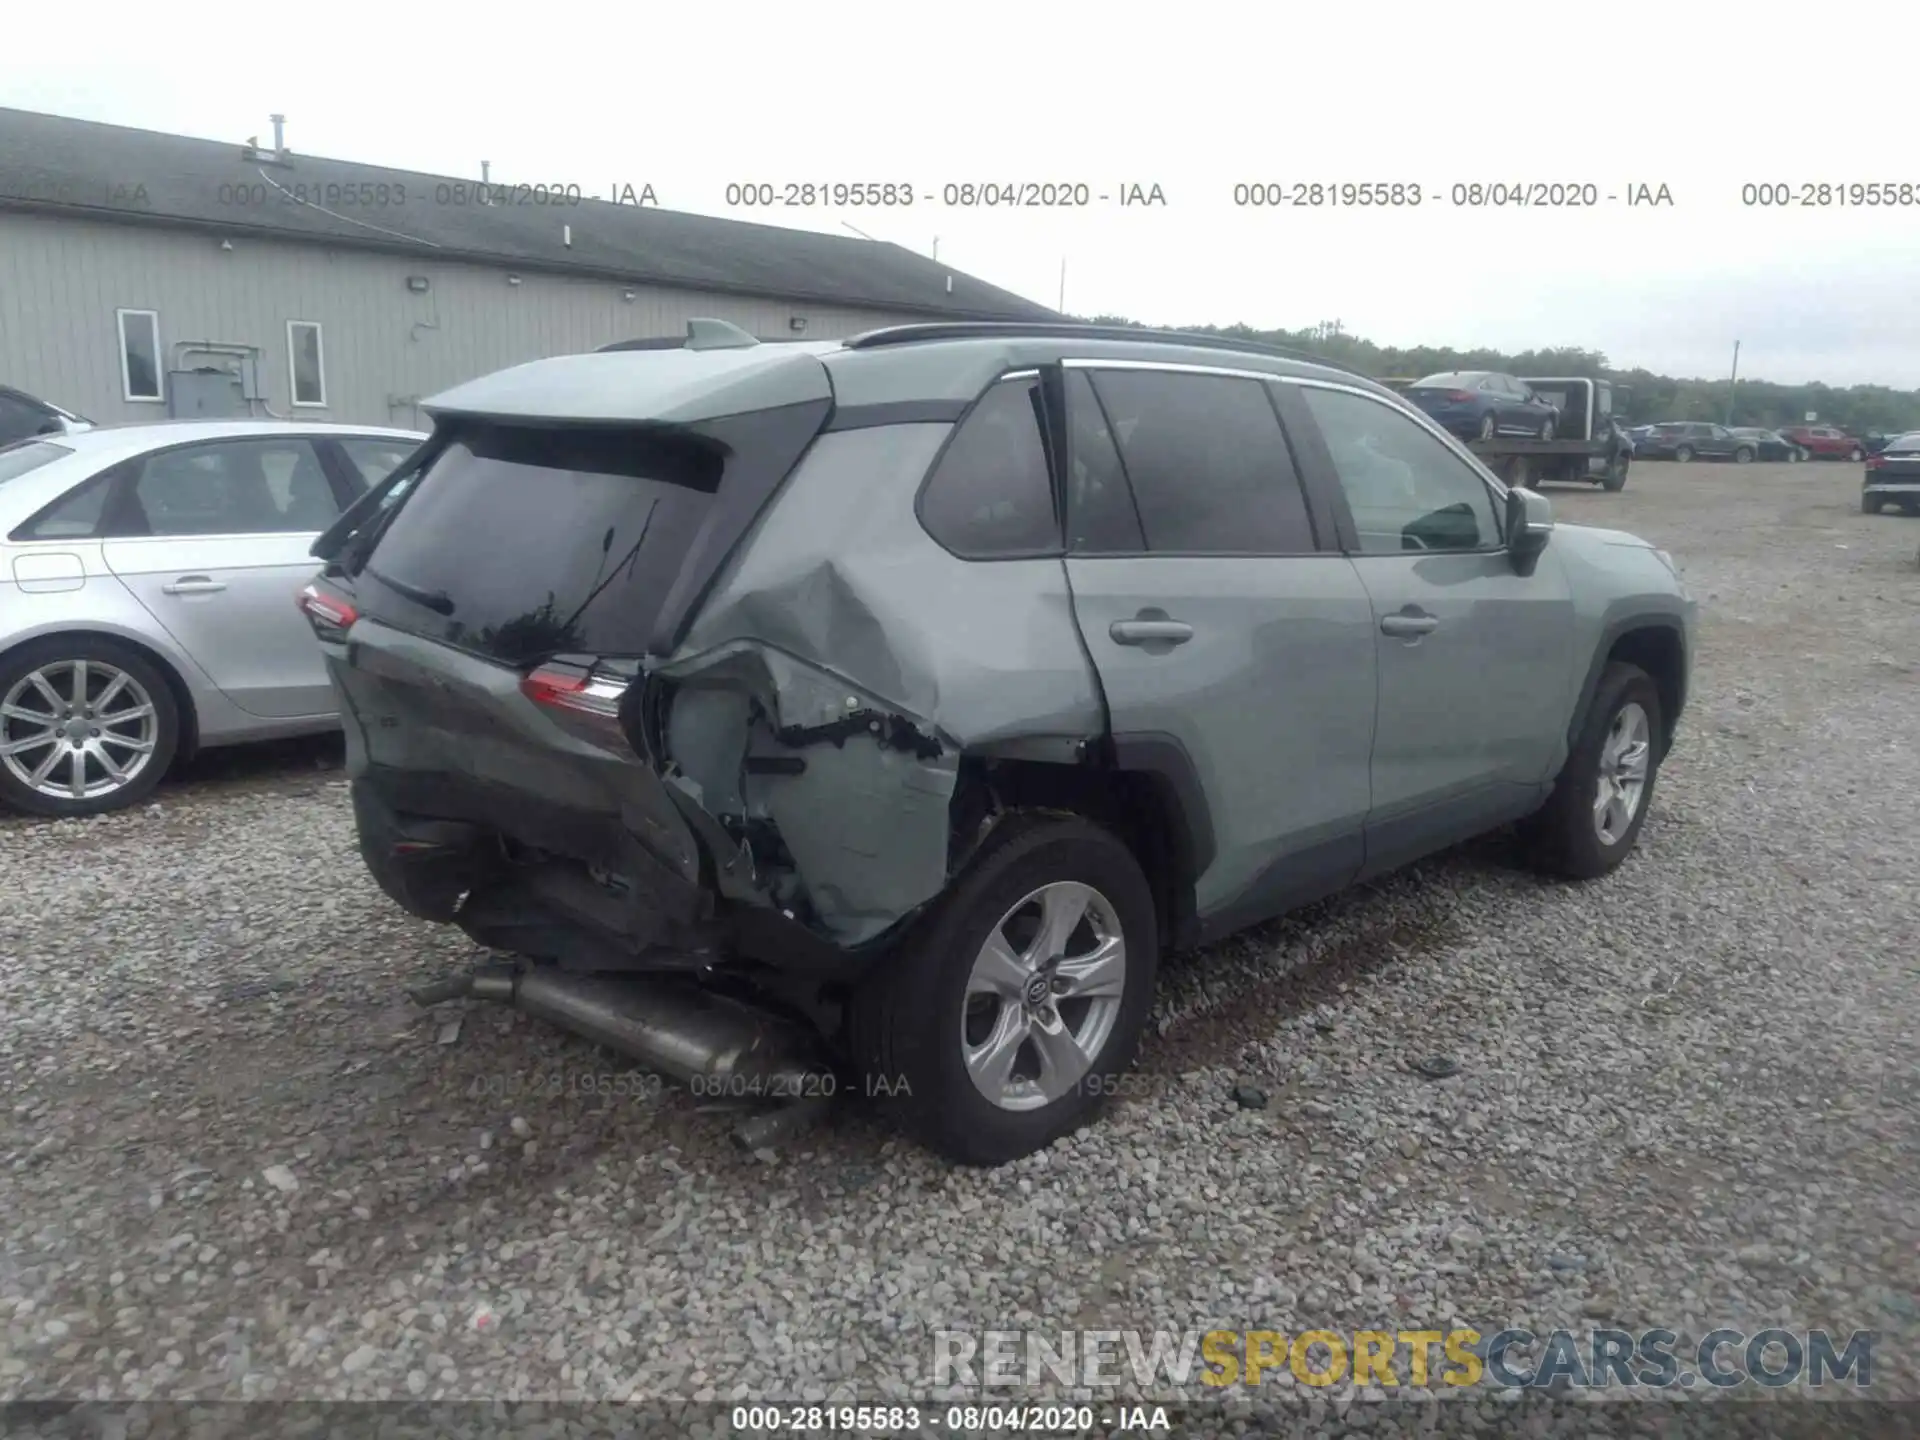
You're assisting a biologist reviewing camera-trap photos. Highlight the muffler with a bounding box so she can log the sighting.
[412,962,830,1100]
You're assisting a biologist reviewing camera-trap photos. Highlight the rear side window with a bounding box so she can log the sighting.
[918,376,1059,557]
[336,436,421,490]
[1085,369,1316,554]
[360,423,724,666]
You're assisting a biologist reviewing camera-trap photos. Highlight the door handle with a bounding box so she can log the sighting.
[1110,619,1194,647]
[1379,610,1438,638]
[162,576,228,595]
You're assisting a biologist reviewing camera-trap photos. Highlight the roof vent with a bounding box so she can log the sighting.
[684,318,759,352]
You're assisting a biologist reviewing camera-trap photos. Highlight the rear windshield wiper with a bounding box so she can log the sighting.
[364,565,456,616]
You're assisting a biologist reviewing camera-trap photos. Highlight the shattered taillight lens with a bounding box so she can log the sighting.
[520,662,634,754]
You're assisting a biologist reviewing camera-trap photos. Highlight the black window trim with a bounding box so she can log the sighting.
[1058,358,1333,560]
[911,367,1068,563]
[1282,376,1513,558]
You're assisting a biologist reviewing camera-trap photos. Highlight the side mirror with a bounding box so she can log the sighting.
[1505,486,1553,569]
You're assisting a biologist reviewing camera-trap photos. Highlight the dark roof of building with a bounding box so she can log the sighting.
[0,107,1057,322]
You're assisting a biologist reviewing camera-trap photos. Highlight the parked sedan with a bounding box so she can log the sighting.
[1403,371,1560,441]
[1631,422,1756,463]
[0,420,425,816]
[0,385,93,448]
[1729,427,1805,462]
[1778,425,1865,461]
[1862,432,1920,514]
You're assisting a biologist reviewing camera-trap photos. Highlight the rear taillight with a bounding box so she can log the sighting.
[297,583,358,639]
[1866,454,1886,468]
[521,662,634,754]
[1446,390,1475,402]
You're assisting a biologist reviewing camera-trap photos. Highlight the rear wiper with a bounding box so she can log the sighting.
[364,566,456,616]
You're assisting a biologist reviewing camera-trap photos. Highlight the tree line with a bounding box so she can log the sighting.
[1077,316,1920,437]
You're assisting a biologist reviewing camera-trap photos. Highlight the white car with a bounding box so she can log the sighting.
[0,419,426,816]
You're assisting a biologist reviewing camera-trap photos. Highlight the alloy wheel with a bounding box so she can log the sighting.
[961,880,1126,1112]
[0,660,160,802]
[1592,701,1652,846]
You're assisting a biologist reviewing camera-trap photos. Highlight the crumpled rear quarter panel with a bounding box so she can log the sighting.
[662,422,1105,944]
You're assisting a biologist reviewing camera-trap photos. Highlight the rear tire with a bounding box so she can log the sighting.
[1601,456,1629,492]
[1674,445,1695,463]
[0,636,180,818]
[1849,447,1865,461]
[1523,661,1665,881]
[850,815,1159,1166]
[1478,414,1497,442]
[1863,494,1886,514]
[1734,447,1754,464]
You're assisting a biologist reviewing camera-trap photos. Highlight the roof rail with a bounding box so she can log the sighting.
[840,322,1372,378]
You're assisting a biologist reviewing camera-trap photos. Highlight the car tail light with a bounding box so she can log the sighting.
[1446,390,1475,402]
[521,662,634,754]
[297,582,358,640]
[1866,453,1886,469]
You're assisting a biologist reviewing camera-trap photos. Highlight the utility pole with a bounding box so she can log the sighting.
[1726,340,1741,425]
[1058,257,1067,314]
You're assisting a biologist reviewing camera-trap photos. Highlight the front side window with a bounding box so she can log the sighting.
[1083,369,1315,554]
[918,375,1058,557]
[288,322,326,407]
[117,309,162,402]
[1300,385,1502,554]
[121,438,340,536]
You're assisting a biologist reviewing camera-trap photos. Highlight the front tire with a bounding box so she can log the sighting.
[1734,446,1754,464]
[1674,445,1695,463]
[851,815,1158,1166]
[1849,447,1865,462]
[1523,662,1664,880]
[0,637,180,817]
[1539,419,1556,441]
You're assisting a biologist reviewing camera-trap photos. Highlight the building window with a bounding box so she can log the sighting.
[288,321,326,408]
[117,309,162,403]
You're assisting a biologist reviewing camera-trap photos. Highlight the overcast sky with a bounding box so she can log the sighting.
[8,0,1919,387]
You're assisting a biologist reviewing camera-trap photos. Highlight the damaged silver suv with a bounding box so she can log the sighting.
[302,319,1695,1165]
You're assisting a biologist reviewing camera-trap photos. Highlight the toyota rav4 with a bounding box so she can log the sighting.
[301,320,1695,1165]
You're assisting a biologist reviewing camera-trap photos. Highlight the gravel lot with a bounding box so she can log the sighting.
[3,460,1916,1424]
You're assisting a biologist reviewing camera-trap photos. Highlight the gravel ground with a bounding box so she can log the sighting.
[2,460,1916,1428]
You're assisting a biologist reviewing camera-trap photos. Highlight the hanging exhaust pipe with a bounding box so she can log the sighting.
[411,962,827,1093]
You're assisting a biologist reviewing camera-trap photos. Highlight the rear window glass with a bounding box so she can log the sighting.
[360,423,723,666]
[1412,373,1478,388]
[0,440,72,483]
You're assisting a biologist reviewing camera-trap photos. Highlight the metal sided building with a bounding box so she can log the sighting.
[0,108,1055,430]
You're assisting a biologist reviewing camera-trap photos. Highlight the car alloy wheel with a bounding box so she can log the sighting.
[1674,446,1694,462]
[1539,419,1555,441]
[961,880,1126,1111]
[1734,447,1753,463]
[0,659,160,803]
[1478,415,1497,442]
[1849,448,1864,461]
[1592,700,1652,847]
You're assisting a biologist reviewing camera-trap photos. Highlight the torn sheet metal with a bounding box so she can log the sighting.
[653,424,1105,947]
